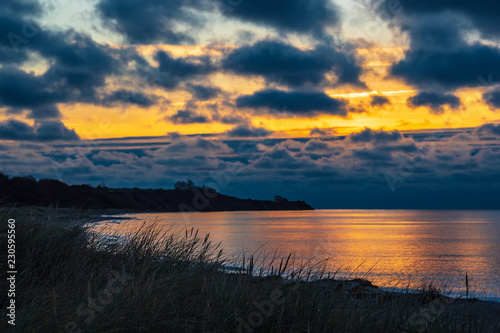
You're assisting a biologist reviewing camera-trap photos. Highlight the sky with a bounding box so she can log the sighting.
[1,0,500,208]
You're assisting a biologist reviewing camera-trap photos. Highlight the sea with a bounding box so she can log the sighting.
[93,210,500,301]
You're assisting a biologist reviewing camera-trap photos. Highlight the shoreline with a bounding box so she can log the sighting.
[5,206,499,304]
[93,210,500,304]
[1,207,499,332]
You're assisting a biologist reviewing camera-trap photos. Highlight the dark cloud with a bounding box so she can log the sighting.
[36,120,80,141]
[0,119,36,140]
[310,128,327,136]
[140,51,216,90]
[370,95,390,107]
[155,50,214,81]
[0,16,116,94]
[226,125,273,138]
[27,106,62,119]
[218,0,339,37]
[476,123,500,136]
[169,110,209,124]
[0,0,41,64]
[370,7,500,91]
[96,0,211,44]
[349,128,402,144]
[101,89,158,107]
[303,139,328,151]
[97,0,340,43]
[0,68,59,107]
[0,68,62,117]
[0,45,28,65]
[381,0,500,39]
[220,114,248,125]
[0,0,41,15]
[236,89,348,116]
[378,142,419,153]
[194,137,229,151]
[222,40,364,87]
[0,119,79,141]
[0,22,119,116]
[400,13,467,52]
[253,146,313,170]
[407,92,461,113]
[38,32,117,99]
[187,84,221,101]
[483,89,500,109]
[352,148,392,162]
[392,42,500,90]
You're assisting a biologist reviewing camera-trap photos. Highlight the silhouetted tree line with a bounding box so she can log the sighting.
[0,173,313,212]
[174,180,195,190]
[274,195,289,203]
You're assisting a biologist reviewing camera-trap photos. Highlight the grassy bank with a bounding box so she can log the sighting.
[1,208,499,332]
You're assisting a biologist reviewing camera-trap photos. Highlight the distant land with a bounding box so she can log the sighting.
[0,174,313,212]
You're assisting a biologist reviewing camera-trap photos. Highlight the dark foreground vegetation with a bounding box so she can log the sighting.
[1,208,499,332]
[0,173,312,212]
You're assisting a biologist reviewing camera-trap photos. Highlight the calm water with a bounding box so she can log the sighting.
[94,210,500,301]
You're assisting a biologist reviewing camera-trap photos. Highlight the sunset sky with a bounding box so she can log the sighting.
[1,0,500,208]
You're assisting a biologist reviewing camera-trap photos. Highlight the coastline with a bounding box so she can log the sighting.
[1,206,499,332]
[0,175,314,212]
[6,206,499,305]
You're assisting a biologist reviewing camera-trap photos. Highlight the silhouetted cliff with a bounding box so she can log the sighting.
[0,174,313,212]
